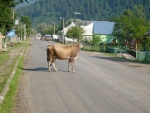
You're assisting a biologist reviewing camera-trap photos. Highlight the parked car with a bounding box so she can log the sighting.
[44,34,52,41]
[52,35,59,41]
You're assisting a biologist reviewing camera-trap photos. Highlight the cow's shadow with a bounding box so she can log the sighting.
[20,67,48,72]
[19,67,69,72]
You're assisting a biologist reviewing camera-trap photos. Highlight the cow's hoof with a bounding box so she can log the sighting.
[72,71,75,73]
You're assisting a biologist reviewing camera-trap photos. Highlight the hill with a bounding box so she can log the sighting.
[16,0,150,27]
[16,0,36,8]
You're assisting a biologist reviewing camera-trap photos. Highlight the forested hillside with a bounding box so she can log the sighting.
[16,0,150,27]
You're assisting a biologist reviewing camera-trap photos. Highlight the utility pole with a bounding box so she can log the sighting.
[52,22,55,35]
[63,18,65,44]
[24,24,26,40]
[60,17,65,44]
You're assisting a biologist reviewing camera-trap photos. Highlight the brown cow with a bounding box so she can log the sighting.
[46,43,82,72]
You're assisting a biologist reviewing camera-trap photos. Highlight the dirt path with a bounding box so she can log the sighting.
[0,48,22,72]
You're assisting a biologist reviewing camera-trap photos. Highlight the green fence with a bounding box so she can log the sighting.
[82,43,100,51]
[105,46,127,54]
[136,51,150,62]
[83,43,150,63]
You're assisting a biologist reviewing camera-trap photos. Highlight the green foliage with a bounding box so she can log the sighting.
[20,15,32,37]
[113,6,148,40]
[37,22,55,35]
[113,5,149,51]
[16,0,150,27]
[21,16,31,28]
[66,26,84,43]
[0,1,14,34]
[93,35,101,44]
[0,0,29,34]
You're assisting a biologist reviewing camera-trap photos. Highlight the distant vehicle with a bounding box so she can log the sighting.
[52,35,59,41]
[36,33,42,40]
[44,34,52,41]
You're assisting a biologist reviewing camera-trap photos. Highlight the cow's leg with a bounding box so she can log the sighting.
[48,55,53,72]
[52,63,57,72]
[47,61,51,72]
[51,56,57,72]
[68,60,71,72]
[71,59,75,73]
[68,58,75,73]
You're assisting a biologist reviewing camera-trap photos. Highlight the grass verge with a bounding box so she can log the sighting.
[0,42,23,66]
[0,51,9,66]
[0,39,29,113]
[0,56,24,113]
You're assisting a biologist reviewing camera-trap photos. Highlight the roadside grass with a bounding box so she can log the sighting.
[0,42,23,66]
[0,42,24,93]
[0,57,18,93]
[0,39,29,113]
[0,51,9,66]
[0,56,24,113]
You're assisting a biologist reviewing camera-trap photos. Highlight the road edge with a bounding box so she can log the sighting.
[0,46,26,106]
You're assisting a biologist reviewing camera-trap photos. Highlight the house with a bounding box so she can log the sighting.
[61,20,115,44]
[81,22,93,41]
[93,21,115,44]
[62,22,77,43]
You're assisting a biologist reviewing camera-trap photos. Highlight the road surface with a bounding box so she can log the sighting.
[13,38,150,113]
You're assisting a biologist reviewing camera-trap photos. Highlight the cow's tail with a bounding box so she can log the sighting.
[46,47,50,62]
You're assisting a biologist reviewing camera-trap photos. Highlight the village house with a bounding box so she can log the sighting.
[61,20,115,44]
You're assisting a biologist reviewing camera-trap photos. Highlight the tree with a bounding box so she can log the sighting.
[113,7,148,50]
[37,22,47,33]
[93,35,100,44]
[20,16,31,37]
[0,0,29,34]
[66,26,84,44]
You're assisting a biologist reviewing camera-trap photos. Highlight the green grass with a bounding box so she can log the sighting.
[0,39,29,112]
[0,42,24,93]
[0,51,9,66]
[0,57,19,93]
[0,42,22,66]
[0,56,24,113]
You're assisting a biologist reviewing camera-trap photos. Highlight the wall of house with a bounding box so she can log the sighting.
[96,34,115,43]
[82,35,93,42]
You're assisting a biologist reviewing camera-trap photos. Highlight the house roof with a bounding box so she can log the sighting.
[93,21,115,34]
[63,21,115,36]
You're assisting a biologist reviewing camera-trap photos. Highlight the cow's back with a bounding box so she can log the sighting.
[53,45,72,60]
[47,44,81,60]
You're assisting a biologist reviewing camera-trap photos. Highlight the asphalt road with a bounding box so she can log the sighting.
[14,38,150,113]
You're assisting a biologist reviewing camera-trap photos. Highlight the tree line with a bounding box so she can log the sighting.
[0,0,31,37]
[16,0,150,28]
[113,5,150,51]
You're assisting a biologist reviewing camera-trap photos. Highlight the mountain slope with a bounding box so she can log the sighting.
[16,0,150,27]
